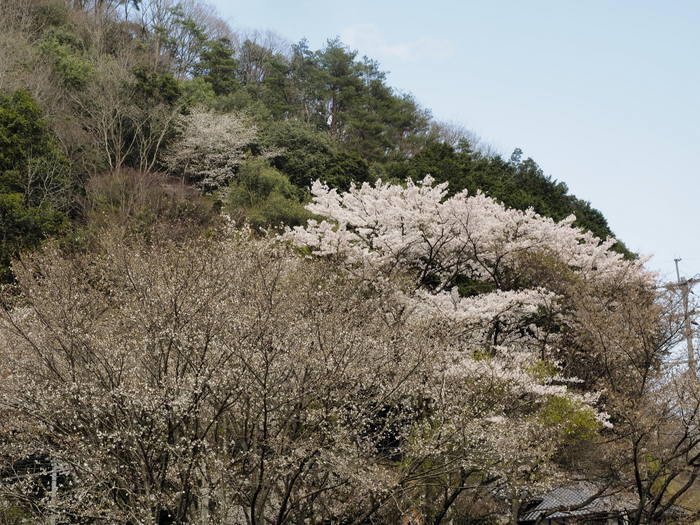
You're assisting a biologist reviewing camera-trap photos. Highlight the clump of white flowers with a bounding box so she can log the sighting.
[287,176,646,284]
[162,109,260,190]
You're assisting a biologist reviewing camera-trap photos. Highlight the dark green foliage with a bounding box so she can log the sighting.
[0,194,67,281]
[38,27,94,89]
[178,77,216,107]
[122,68,182,172]
[323,151,372,191]
[200,37,431,161]
[0,89,69,200]
[262,120,336,188]
[252,53,297,120]
[225,159,312,229]
[343,76,431,162]
[313,37,367,138]
[133,67,181,105]
[385,141,631,256]
[288,39,325,120]
[0,90,53,184]
[236,40,296,120]
[299,38,430,161]
[193,37,240,96]
[262,120,371,191]
[0,90,69,281]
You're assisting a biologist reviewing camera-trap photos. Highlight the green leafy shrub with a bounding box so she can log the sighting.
[179,77,217,107]
[537,396,600,443]
[225,159,312,229]
[38,27,94,89]
[0,90,67,188]
[0,193,67,281]
[133,67,181,106]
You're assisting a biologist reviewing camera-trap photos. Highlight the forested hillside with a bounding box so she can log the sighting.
[0,0,628,283]
[5,3,696,525]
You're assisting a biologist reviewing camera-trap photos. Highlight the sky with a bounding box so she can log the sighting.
[210,0,700,282]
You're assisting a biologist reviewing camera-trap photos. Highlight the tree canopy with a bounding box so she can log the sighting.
[0,2,687,524]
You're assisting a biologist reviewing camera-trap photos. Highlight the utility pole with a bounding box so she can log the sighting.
[673,258,699,378]
[49,458,57,525]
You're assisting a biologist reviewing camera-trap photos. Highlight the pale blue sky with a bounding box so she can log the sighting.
[211,0,700,282]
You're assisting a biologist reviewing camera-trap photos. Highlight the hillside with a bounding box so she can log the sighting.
[0,0,629,282]
[3,3,700,525]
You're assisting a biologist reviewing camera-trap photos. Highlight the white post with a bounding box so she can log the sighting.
[200,459,209,525]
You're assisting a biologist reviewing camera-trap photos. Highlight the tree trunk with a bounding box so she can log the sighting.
[510,497,521,525]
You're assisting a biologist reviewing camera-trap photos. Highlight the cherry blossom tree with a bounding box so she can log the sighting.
[569,283,700,525]
[285,176,651,385]
[285,176,657,521]
[162,109,261,191]
[0,226,590,524]
[0,177,668,524]
[287,176,646,284]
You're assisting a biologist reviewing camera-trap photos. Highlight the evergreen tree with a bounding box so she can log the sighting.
[194,37,239,96]
[0,90,69,281]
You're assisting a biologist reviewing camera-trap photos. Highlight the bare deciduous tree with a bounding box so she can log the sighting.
[71,57,181,173]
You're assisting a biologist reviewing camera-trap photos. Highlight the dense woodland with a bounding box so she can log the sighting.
[0,1,696,525]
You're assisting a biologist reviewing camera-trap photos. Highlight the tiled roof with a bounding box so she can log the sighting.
[520,482,631,522]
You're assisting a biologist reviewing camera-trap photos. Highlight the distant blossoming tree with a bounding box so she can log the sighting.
[162,109,260,190]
